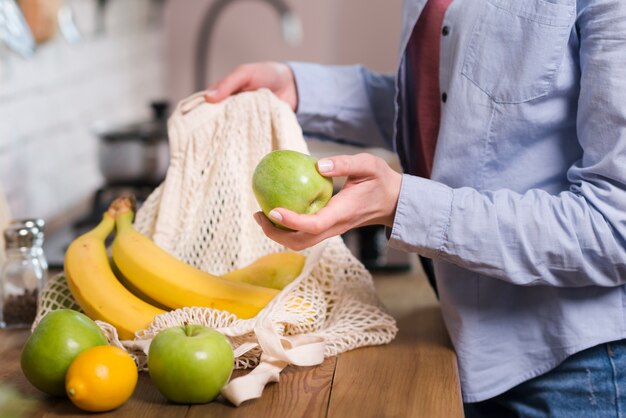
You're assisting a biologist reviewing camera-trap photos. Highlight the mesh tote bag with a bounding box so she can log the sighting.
[36,89,397,405]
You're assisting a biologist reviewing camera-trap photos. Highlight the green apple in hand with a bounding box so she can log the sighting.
[252,150,333,227]
[148,325,234,404]
[20,309,108,396]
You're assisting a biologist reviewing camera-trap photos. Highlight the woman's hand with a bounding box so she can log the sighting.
[254,153,402,251]
[205,62,298,111]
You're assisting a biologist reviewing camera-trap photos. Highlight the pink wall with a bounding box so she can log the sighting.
[164,0,402,103]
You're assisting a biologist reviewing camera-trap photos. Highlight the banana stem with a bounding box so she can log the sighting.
[89,214,115,240]
[115,211,135,232]
[107,196,136,219]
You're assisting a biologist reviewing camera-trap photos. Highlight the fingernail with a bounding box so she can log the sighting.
[317,159,334,173]
[268,210,283,222]
[204,90,217,101]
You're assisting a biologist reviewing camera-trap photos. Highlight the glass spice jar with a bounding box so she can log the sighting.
[10,219,48,286]
[0,225,44,329]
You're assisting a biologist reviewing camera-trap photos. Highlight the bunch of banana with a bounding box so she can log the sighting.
[110,197,305,319]
[64,211,166,340]
[64,196,307,339]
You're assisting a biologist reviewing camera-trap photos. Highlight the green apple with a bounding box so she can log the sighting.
[252,150,333,226]
[148,324,234,404]
[20,309,108,397]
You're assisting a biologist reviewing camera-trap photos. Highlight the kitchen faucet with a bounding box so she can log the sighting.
[194,0,302,92]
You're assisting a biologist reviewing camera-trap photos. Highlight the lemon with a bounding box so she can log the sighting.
[65,345,138,412]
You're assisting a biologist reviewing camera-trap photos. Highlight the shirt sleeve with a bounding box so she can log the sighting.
[389,1,626,287]
[288,62,396,150]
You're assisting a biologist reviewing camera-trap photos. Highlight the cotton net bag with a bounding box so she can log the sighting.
[37,89,397,405]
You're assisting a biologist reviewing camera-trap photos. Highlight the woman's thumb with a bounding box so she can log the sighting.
[316,153,376,177]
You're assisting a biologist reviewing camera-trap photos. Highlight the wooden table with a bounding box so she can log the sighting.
[0,270,463,418]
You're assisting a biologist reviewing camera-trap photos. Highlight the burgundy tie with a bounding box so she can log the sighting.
[406,0,453,178]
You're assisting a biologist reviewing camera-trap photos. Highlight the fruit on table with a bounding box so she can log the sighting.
[65,345,138,412]
[64,204,166,340]
[252,150,333,227]
[148,325,234,404]
[20,309,108,397]
[222,252,305,290]
[111,201,280,318]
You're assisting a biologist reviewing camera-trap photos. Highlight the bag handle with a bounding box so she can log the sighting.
[220,317,325,406]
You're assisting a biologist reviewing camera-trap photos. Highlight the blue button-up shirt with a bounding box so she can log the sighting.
[290,0,626,403]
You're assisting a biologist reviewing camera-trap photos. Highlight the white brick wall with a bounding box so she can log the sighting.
[0,0,166,220]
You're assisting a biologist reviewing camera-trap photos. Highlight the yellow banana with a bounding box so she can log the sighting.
[64,213,166,340]
[110,256,171,311]
[111,205,280,319]
[222,252,305,290]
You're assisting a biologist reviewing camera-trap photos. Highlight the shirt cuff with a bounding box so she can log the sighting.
[388,174,454,258]
[288,62,332,128]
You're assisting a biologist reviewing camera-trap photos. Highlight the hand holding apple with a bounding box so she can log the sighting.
[148,324,234,404]
[253,153,402,251]
[252,150,333,228]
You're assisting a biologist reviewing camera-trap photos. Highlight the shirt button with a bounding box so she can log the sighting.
[442,26,450,36]
[442,92,448,103]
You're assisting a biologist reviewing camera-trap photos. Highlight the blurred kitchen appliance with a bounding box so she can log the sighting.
[89,99,169,221]
[194,0,302,91]
[96,101,169,185]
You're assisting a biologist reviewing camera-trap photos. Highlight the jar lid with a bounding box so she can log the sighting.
[10,218,45,239]
[3,225,36,249]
